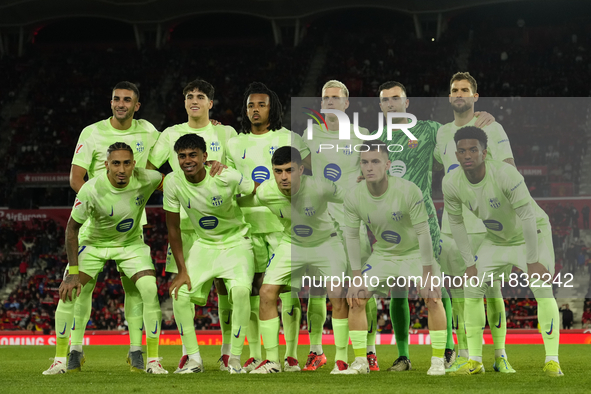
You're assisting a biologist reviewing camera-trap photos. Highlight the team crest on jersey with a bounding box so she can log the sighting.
[210,141,221,152]
[489,197,501,209]
[304,207,316,217]
[135,195,145,206]
[408,139,419,149]
[135,141,144,153]
[342,145,353,155]
[211,195,223,207]
[391,211,403,221]
[269,145,278,155]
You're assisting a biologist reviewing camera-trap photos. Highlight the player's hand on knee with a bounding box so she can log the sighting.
[420,284,442,303]
[474,111,495,127]
[464,265,478,280]
[59,274,81,302]
[170,271,192,300]
[346,282,369,307]
[526,262,549,279]
[205,160,227,177]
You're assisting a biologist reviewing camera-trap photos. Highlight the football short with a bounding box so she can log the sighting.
[472,223,555,287]
[251,232,283,274]
[178,238,254,306]
[361,251,441,297]
[264,236,348,291]
[439,232,486,277]
[74,242,154,279]
[165,229,199,274]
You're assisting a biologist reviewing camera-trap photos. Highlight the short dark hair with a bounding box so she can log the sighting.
[272,146,301,166]
[378,81,407,97]
[107,142,134,157]
[183,79,215,100]
[450,72,477,94]
[454,126,488,150]
[361,140,389,158]
[112,81,140,100]
[240,82,283,134]
[174,134,207,154]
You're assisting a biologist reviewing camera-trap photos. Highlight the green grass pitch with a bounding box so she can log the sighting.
[1,345,588,393]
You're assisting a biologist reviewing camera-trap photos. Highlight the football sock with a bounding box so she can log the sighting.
[121,275,144,348]
[390,292,410,358]
[350,330,367,359]
[135,276,161,358]
[188,351,203,364]
[70,276,95,347]
[260,317,280,363]
[430,329,447,359]
[218,294,232,355]
[173,292,199,355]
[248,295,262,360]
[333,318,349,363]
[464,297,486,359]
[532,285,560,358]
[365,297,377,354]
[279,293,301,360]
[55,296,76,358]
[308,297,326,354]
[450,288,467,356]
[229,286,251,356]
[485,285,506,357]
[441,288,454,349]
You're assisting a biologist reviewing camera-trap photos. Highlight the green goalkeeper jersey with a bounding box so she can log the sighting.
[71,168,163,247]
[227,127,310,234]
[163,167,255,249]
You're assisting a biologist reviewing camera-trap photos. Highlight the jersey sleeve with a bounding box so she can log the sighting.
[487,123,514,162]
[408,183,429,225]
[344,191,361,228]
[70,185,92,224]
[501,165,530,209]
[226,140,237,169]
[433,127,443,164]
[442,175,463,216]
[162,174,181,213]
[146,169,165,191]
[71,126,95,170]
[148,128,170,168]
[292,132,311,159]
[224,168,255,196]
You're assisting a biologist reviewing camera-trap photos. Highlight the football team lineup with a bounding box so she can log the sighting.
[41,74,566,378]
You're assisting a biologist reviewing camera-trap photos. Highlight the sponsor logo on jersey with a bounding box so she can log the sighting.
[381,230,401,244]
[468,201,474,211]
[267,253,275,269]
[483,220,503,231]
[279,209,284,218]
[362,264,372,274]
[439,239,443,256]
[211,195,223,207]
[199,216,219,229]
[408,139,418,149]
[447,164,459,173]
[76,144,84,154]
[304,206,316,216]
[187,198,191,209]
[74,198,82,208]
[293,225,313,237]
[135,195,145,206]
[77,246,86,255]
[210,141,221,152]
[135,141,144,153]
[367,214,371,224]
[252,166,270,183]
[489,197,501,209]
[323,163,341,182]
[342,145,353,155]
[109,206,114,216]
[498,139,509,144]
[269,145,278,155]
[389,160,406,177]
[241,149,246,159]
[510,180,523,191]
[116,218,134,232]
[391,211,403,221]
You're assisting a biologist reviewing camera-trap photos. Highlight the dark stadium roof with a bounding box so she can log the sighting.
[0,0,540,26]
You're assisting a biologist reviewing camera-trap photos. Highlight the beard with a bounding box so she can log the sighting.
[451,100,473,114]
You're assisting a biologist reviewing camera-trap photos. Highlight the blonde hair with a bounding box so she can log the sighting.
[322,80,349,98]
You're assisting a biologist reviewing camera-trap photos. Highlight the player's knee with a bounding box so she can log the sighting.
[260,285,280,303]
[229,286,250,305]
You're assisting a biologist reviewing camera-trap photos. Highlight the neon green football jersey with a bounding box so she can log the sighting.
[443,160,549,246]
[71,168,163,247]
[227,127,310,234]
[435,117,514,235]
[163,167,255,249]
[345,176,428,257]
